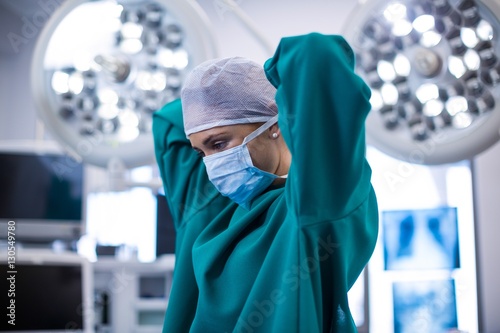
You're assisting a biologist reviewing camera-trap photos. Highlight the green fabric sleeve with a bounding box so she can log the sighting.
[264,33,373,223]
[152,99,232,231]
[153,100,239,333]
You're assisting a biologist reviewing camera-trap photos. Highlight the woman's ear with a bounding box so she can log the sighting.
[268,123,281,139]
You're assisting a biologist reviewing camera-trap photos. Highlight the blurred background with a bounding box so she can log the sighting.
[0,0,499,332]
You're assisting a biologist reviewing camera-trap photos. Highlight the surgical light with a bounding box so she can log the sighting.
[393,54,412,76]
[32,0,217,168]
[343,0,500,164]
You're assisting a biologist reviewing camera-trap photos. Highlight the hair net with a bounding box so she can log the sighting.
[181,56,278,136]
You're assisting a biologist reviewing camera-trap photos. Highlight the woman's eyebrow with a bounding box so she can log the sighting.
[202,132,229,147]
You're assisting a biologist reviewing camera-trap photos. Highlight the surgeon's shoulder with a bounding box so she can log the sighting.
[154,98,182,121]
[153,98,185,133]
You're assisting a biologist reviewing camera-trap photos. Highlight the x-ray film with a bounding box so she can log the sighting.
[393,279,458,333]
[383,207,460,271]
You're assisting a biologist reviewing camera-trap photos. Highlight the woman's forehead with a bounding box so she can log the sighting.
[196,123,261,136]
[189,123,261,144]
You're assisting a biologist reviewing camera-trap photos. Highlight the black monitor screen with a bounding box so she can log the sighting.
[156,194,176,257]
[0,152,83,221]
[0,264,84,331]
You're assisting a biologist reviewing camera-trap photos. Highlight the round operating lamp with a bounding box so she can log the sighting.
[32,0,217,168]
[343,0,500,165]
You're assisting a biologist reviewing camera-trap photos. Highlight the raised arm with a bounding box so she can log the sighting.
[152,99,231,230]
[264,33,374,222]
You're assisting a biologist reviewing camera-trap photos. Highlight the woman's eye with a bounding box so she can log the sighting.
[212,141,227,151]
[194,149,205,157]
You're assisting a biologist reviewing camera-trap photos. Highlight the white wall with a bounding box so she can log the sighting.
[0,0,499,332]
[472,143,500,333]
[0,6,38,140]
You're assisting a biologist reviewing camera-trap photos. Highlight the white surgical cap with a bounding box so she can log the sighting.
[181,56,278,136]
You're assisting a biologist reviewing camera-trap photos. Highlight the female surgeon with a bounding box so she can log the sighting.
[152,32,379,333]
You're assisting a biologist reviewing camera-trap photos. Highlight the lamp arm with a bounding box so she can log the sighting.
[213,0,275,56]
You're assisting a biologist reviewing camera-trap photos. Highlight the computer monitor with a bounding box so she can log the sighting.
[155,193,176,257]
[0,249,94,332]
[0,141,85,244]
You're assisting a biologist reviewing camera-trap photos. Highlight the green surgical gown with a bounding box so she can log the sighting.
[153,33,379,333]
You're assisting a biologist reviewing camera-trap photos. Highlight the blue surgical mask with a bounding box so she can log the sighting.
[203,116,286,209]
